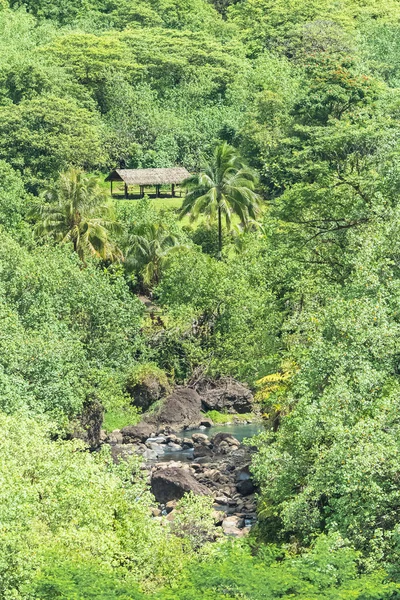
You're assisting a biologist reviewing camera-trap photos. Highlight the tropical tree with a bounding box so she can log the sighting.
[35,168,122,265]
[180,142,261,259]
[124,221,186,290]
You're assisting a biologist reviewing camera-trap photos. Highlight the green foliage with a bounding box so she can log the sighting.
[171,493,217,551]
[0,413,186,598]
[0,159,30,232]
[0,95,104,190]
[155,242,281,381]
[4,0,400,594]
[156,536,400,599]
[103,406,141,432]
[124,221,186,289]
[33,560,144,600]
[34,168,122,264]
[180,142,261,258]
[126,363,170,392]
[0,231,144,420]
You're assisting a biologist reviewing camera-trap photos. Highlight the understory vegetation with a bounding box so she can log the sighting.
[2,0,400,597]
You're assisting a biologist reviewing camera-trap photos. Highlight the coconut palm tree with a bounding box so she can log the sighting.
[180,142,261,259]
[124,221,185,289]
[35,168,122,265]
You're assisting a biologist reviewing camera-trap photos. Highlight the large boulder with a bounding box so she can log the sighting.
[197,378,254,414]
[151,467,211,503]
[235,464,256,496]
[126,365,171,411]
[151,387,203,431]
[121,422,157,443]
[211,432,240,447]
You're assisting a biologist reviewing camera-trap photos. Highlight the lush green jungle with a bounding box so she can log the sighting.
[3,0,400,597]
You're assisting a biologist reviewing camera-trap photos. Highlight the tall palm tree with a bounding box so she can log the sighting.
[180,142,261,259]
[124,221,185,289]
[35,168,122,265]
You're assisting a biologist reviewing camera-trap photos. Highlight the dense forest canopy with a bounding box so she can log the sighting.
[2,0,400,597]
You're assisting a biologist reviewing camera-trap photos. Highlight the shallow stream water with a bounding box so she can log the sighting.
[156,421,264,462]
[177,421,264,443]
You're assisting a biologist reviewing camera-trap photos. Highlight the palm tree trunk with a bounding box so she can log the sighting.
[218,204,222,260]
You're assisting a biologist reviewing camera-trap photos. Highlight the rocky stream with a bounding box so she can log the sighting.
[92,379,262,538]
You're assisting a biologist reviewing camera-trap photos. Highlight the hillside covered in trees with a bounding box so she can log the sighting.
[2,0,400,597]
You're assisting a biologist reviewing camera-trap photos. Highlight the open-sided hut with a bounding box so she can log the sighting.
[105,167,191,198]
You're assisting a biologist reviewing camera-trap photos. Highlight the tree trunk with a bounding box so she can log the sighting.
[218,204,222,260]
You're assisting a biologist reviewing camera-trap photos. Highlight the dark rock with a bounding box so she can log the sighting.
[192,433,209,444]
[152,387,203,430]
[121,422,156,443]
[211,432,240,447]
[236,479,256,496]
[199,418,213,427]
[151,467,211,503]
[73,397,104,449]
[193,445,213,459]
[196,378,254,414]
[126,370,171,411]
[190,464,203,472]
[182,438,194,449]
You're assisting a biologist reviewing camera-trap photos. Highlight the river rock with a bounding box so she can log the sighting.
[126,369,171,412]
[167,442,183,451]
[236,479,255,496]
[222,516,246,536]
[110,443,137,463]
[143,448,159,461]
[193,445,213,459]
[182,438,194,449]
[146,442,165,455]
[165,500,177,513]
[151,466,211,503]
[196,378,254,414]
[107,429,123,445]
[211,432,240,447]
[151,387,203,431]
[147,436,167,444]
[121,422,157,443]
[192,433,209,444]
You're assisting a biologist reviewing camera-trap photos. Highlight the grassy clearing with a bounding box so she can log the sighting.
[103,406,141,432]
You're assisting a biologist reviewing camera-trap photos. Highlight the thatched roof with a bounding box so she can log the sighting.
[105,167,190,186]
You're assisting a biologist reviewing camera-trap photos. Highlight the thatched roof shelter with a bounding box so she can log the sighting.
[106,167,191,198]
[105,168,190,186]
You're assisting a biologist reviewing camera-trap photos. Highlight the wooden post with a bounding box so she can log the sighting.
[124,183,128,199]
[156,185,160,198]
[110,180,113,195]
[140,185,144,198]
[171,184,175,197]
